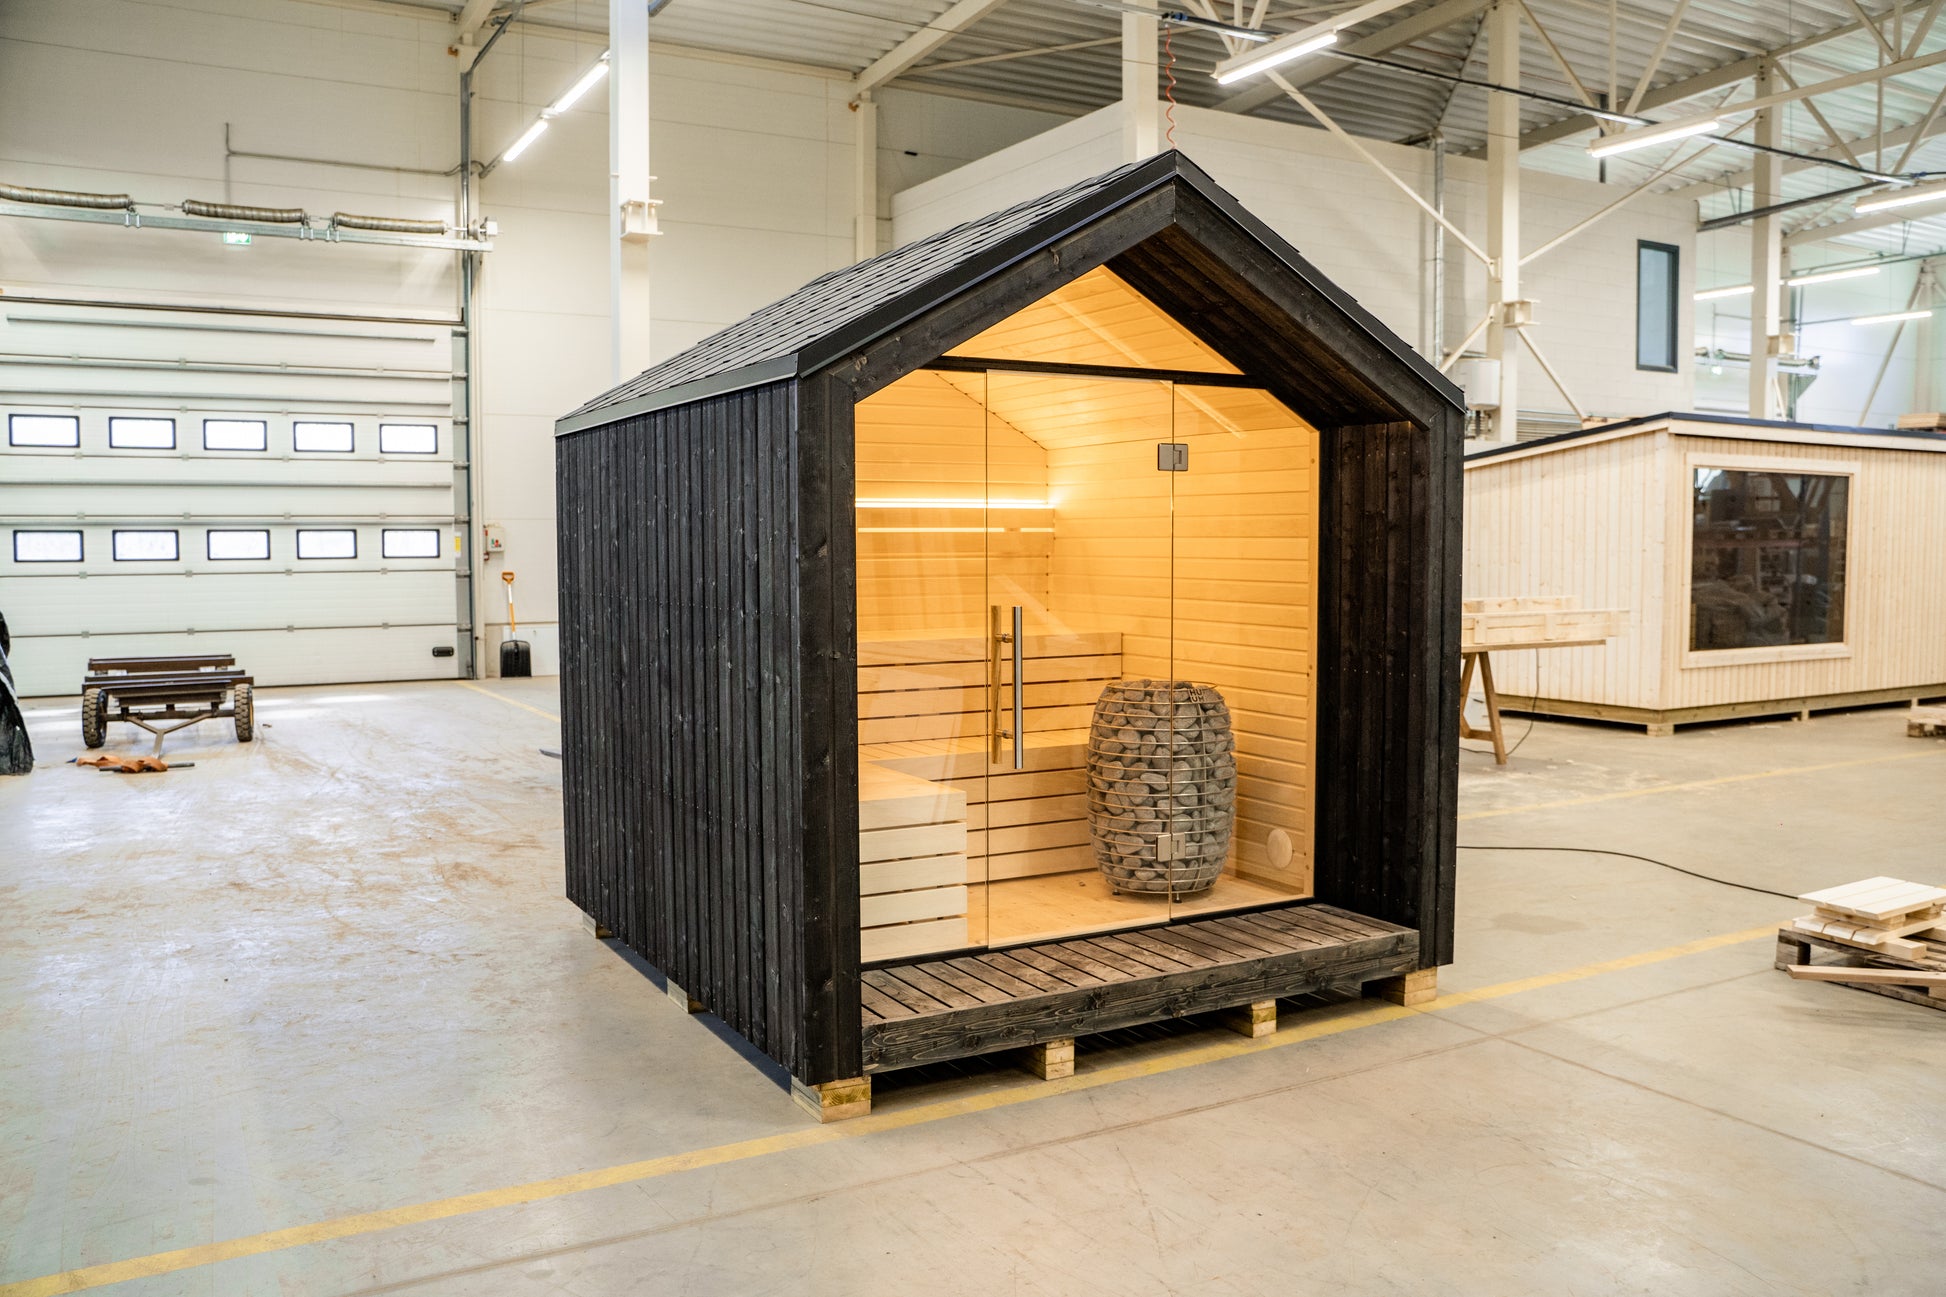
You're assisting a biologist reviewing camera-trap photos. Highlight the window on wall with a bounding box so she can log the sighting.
[378,423,437,454]
[1636,241,1680,372]
[381,528,441,558]
[207,529,271,561]
[9,414,80,447]
[1691,468,1849,651]
[294,421,355,453]
[204,419,268,451]
[296,529,357,560]
[14,531,83,562]
[113,530,180,561]
[108,417,176,449]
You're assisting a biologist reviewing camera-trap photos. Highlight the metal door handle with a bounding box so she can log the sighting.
[1010,604,1024,771]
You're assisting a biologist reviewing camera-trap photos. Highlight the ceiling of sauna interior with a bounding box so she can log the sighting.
[926,368,1313,450]
[945,267,1241,374]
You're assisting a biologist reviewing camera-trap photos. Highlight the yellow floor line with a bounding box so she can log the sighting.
[1460,747,1945,821]
[0,923,1776,1297]
[456,680,561,724]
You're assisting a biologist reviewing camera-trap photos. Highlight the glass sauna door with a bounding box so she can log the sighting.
[854,366,1317,963]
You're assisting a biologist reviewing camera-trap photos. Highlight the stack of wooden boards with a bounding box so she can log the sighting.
[1778,876,1946,1009]
[1459,595,1627,651]
[1907,703,1946,738]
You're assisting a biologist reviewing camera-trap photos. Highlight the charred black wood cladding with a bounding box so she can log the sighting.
[1312,415,1463,967]
[558,380,851,1081]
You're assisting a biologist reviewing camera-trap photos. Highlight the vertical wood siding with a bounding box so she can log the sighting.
[557,380,853,1082]
[1462,428,1668,709]
[1312,415,1461,968]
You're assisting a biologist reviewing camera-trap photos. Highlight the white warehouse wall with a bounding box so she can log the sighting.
[895,103,1699,427]
[0,0,1062,682]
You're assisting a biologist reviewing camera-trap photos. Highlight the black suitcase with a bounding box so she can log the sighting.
[500,638,532,678]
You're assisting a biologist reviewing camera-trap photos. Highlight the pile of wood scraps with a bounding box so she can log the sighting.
[74,754,190,774]
[1778,876,1946,1010]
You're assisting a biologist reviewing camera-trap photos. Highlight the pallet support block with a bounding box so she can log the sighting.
[666,978,704,1014]
[1367,968,1437,1006]
[1221,999,1278,1038]
[581,912,613,939]
[792,1076,872,1122]
[1022,1038,1075,1080]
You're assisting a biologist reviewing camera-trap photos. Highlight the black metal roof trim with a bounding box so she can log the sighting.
[1464,410,1946,461]
[559,150,1463,431]
[555,357,794,438]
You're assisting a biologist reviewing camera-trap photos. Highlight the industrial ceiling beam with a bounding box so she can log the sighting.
[1784,203,1946,247]
[1693,114,1946,190]
[855,0,1014,95]
[1213,0,1486,116]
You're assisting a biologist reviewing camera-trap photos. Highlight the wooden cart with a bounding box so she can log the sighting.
[82,654,254,754]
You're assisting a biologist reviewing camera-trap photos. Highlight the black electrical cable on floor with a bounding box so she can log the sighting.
[1461,647,1539,760]
[1456,843,1798,900]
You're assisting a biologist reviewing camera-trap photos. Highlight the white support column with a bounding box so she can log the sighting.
[1749,65,1784,420]
[611,0,654,383]
[853,91,879,263]
[1919,261,1939,413]
[1122,0,1159,162]
[1485,0,1520,441]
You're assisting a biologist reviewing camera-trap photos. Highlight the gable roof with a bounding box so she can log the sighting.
[559,151,1463,436]
[1464,410,1946,464]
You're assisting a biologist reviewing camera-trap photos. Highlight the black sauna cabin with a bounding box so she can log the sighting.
[556,151,1462,1120]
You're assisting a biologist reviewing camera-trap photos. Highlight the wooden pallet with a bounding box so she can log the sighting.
[1909,704,1946,738]
[1776,927,1946,1012]
[859,902,1419,1073]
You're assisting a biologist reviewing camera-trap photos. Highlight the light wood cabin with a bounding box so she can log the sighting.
[1464,413,1946,732]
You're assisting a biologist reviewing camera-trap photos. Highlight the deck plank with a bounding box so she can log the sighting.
[981,951,1073,992]
[1088,933,1194,973]
[1006,946,1108,986]
[945,957,1041,999]
[862,969,952,1016]
[890,965,987,1010]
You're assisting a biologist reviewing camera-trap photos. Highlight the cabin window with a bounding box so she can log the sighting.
[1690,467,1848,651]
[1636,241,1679,372]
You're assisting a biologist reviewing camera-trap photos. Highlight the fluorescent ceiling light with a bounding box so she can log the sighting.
[1786,266,1880,287]
[1587,117,1722,159]
[1855,180,1946,214]
[1694,284,1754,301]
[1851,309,1933,325]
[502,119,548,163]
[547,53,609,115]
[1212,30,1338,85]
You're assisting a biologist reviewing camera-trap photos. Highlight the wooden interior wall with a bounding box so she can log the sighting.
[557,380,829,1078]
[1043,383,1318,894]
[1462,427,1668,710]
[1658,430,1946,708]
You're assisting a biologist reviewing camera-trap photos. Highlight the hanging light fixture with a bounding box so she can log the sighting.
[1587,117,1723,159]
[1851,309,1933,325]
[1785,266,1880,287]
[1855,180,1946,214]
[1212,30,1338,84]
[489,50,609,169]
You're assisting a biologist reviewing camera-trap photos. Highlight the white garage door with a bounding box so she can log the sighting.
[0,305,464,698]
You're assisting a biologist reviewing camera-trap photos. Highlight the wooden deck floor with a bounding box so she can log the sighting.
[859,903,1419,1074]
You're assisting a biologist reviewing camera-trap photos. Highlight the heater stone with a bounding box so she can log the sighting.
[1086,679,1236,897]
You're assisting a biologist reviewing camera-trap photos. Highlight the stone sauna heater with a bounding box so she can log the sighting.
[1088,680,1236,897]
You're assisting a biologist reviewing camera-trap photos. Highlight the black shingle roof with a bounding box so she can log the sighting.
[559,150,1462,433]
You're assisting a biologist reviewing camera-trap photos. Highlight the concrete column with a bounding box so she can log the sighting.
[1748,67,1784,420]
[1484,0,1520,441]
[1122,0,1159,161]
[610,0,653,383]
[853,91,878,263]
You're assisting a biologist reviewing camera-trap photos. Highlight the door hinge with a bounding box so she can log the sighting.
[1156,442,1188,471]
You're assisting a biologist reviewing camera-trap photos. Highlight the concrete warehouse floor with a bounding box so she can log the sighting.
[2,680,1944,1296]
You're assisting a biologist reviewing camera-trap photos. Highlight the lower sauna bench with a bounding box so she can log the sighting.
[858,903,1418,1073]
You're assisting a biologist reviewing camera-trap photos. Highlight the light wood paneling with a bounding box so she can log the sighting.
[1464,419,1946,716]
[944,265,1242,373]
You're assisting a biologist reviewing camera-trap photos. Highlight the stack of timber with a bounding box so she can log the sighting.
[1908,703,1946,737]
[1778,876,1946,1010]
[1895,412,1946,430]
[1460,596,1627,650]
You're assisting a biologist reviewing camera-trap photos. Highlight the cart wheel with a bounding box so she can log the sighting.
[81,687,106,748]
[233,683,255,743]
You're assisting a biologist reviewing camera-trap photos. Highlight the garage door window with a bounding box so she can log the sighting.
[113,530,180,561]
[381,528,441,558]
[208,529,271,561]
[14,530,84,562]
[296,529,357,560]
[294,421,355,453]
[109,417,176,449]
[379,423,437,454]
[9,414,81,447]
[204,419,268,451]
